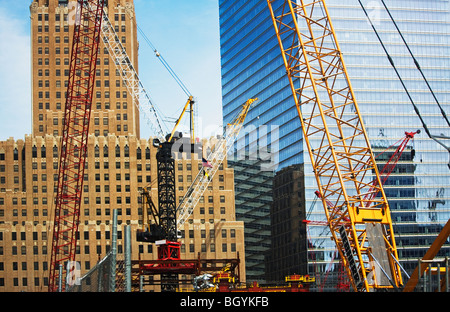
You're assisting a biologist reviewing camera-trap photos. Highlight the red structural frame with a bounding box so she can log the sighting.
[48,0,105,292]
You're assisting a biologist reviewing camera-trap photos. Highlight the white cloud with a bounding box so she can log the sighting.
[0,6,31,141]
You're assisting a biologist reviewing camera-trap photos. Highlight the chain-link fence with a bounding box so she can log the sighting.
[67,251,114,292]
[66,210,132,292]
[66,244,130,292]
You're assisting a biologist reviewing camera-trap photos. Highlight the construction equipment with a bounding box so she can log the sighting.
[136,96,197,244]
[136,98,255,291]
[99,3,197,267]
[403,218,450,292]
[267,0,403,291]
[97,5,166,139]
[305,130,419,227]
[49,0,170,292]
[97,4,197,142]
[137,98,256,242]
[304,131,419,290]
[144,100,195,291]
[176,98,258,231]
[49,0,105,292]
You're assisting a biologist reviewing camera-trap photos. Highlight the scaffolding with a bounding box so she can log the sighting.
[415,258,450,292]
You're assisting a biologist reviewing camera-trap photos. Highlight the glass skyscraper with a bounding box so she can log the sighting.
[315,0,450,274]
[220,0,450,282]
[219,0,302,281]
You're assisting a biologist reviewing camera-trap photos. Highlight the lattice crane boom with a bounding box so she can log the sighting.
[49,0,105,292]
[176,98,257,230]
[95,5,165,139]
[267,0,403,291]
[306,131,419,225]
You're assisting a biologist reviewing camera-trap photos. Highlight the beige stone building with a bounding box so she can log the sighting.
[0,0,245,292]
[30,0,140,138]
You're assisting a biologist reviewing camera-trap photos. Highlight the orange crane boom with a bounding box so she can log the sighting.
[267,0,403,291]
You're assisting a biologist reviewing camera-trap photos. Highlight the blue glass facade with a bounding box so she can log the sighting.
[220,0,303,168]
[220,0,450,281]
[306,0,450,274]
[219,0,302,281]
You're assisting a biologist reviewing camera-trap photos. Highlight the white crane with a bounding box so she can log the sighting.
[176,98,257,230]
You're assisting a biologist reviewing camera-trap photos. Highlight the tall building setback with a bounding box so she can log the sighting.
[30,0,140,138]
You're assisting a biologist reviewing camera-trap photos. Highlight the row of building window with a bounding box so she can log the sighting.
[37,68,119,78]
[0,166,223,185]
[36,41,121,60]
[37,46,69,55]
[37,38,126,56]
[36,125,130,135]
[0,241,236,261]
[0,203,228,220]
[0,227,236,242]
[0,145,150,160]
[0,161,147,173]
[37,25,69,33]
[37,101,128,111]
[37,35,69,44]
[37,12,127,23]
[37,58,118,69]
[0,193,225,208]
[0,148,220,164]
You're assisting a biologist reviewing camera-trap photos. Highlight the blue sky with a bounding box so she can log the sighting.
[0,0,223,141]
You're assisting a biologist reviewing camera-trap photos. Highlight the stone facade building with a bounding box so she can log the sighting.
[0,0,245,291]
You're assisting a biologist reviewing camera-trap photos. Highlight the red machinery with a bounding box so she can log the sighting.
[365,130,420,203]
[48,0,105,292]
[304,130,419,290]
[305,130,419,227]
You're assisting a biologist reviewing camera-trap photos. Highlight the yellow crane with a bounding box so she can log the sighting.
[138,98,257,244]
[267,0,403,291]
[176,98,257,230]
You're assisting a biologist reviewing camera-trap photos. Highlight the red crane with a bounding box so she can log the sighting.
[365,130,420,203]
[304,131,419,290]
[48,0,105,292]
[304,130,419,227]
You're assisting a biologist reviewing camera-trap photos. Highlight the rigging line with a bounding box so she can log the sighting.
[380,0,450,128]
[135,23,192,98]
[358,1,450,161]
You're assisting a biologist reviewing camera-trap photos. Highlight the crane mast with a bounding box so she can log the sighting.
[137,99,256,239]
[267,0,403,291]
[49,0,105,292]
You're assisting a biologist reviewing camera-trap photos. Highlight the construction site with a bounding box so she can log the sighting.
[0,0,449,296]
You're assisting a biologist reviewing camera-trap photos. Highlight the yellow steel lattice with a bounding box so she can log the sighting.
[267,0,403,291]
